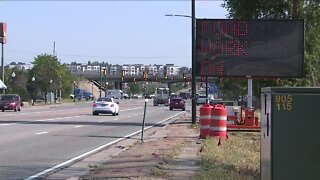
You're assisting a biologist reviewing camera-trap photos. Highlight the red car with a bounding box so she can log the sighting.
[169,97,185,111]
[0,94,23,112]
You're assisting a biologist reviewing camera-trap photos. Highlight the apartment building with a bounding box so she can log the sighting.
[67,62,182,76]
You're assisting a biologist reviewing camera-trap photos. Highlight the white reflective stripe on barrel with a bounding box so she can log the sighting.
[200,125,210,129]
[211,115,227,121]
[199,115,211,119]
[210,126,227,131]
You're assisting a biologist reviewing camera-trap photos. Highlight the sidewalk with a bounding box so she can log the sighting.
[45,111,202,180]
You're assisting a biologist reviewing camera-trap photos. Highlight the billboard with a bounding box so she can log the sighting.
[196,19,304,78]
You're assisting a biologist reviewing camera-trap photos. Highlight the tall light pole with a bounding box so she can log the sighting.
[191,0,196,124]
[91,81,94,100]
[11,71,16,93]
[1,22,6,94]
[73,81,76,103]
[49,79,53,104]
[32,76,35,106]
[164,0,197,124]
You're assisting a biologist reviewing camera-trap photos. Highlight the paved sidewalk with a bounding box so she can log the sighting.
[45,111,201,180]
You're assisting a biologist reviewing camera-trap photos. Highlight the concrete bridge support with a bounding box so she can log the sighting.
[114,82,120,90]
[168,83,172,95]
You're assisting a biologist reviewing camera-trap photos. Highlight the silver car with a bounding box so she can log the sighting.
[92,97,119,116]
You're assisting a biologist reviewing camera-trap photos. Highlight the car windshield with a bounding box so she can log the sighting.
[0,95,17,101]
[171,98,182,102]
[97,97,112,102]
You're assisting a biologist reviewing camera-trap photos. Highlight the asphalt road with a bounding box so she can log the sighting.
[0,99,188,180]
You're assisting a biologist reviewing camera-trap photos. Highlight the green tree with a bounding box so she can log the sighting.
[128,82,142,95]
[4,67,30,100]
[29,54,76,103]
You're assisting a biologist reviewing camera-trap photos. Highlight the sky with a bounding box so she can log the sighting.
[0,0,228,68]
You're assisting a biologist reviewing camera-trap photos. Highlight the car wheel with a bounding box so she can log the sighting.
[112,112,116,116]
[2,109,4,112]
[182,108,185,111]
[14,106,17,112]
[18,108,21,111]
[92,112,98,116]
[169,107,173,111]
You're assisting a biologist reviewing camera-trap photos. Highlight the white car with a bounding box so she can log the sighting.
[92,97,119,116]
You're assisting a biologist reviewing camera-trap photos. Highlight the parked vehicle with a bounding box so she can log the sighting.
[92,97,119,116]
[169,97,185,111]
[0,94,23,112]
[153,87,170,106]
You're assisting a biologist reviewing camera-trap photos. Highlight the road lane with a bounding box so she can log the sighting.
[0,99,188,179]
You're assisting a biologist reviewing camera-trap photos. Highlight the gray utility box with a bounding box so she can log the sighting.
[261,87,320,180]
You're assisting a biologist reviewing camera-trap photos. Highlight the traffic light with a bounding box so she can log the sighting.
[143,71,148,81]
[183,73,186,79]
[164,72,167,79]
[121,70,125,77]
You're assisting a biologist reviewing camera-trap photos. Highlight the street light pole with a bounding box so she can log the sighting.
[191,0,197,124]
[32,76,35,106]
[73,81,76,103]
[165,0,196,124]
[49,79,53,104]
[1,42,4,94]
[11,71,15,93]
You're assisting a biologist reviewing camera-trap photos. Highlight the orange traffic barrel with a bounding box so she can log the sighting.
[199,103,211,139]
[210,104,228,145]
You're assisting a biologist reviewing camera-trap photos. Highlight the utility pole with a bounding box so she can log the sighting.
[53,41,56,56]
[99,64,102,98]
[1,42,4,94]
[1,22,6,94]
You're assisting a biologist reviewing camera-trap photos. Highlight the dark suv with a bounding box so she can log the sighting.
[0,94,23,112]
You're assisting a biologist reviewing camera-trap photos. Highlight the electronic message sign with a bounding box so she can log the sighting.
[196,19,304,78]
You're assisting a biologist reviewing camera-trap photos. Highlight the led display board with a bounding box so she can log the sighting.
[196,19,304,78]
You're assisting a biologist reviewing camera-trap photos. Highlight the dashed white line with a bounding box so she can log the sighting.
[36,132,48,135]
[75,125,83,128]
[0,123,16,126]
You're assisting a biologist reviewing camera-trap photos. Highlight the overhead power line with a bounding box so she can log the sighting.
[6,49,190,59]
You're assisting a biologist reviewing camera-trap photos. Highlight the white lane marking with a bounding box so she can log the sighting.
[99,121,104,123]
[0,123,16,126]
[120,107,142,112]
[127,116,131,118]
[33,116,84,122]
[0,107,141,118]
[114,118,119,120]
[0,108,89,116]
[25,111,184,180]
[75,125,83,128]
[36,132,48,135]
